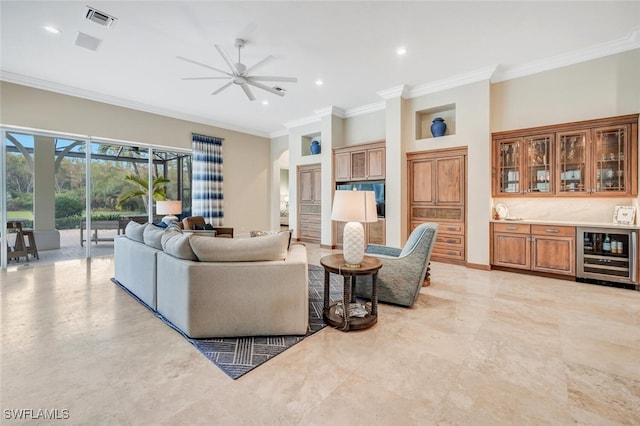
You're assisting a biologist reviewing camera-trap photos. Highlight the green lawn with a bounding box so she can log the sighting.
[7,210,33,220]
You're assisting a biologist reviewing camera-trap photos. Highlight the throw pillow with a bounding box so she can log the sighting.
[143,224,165,250]
[125,221,147,243]
[189,231,289,262]
[161,230,197,260]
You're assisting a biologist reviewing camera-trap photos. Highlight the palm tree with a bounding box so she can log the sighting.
[116,174,170,212]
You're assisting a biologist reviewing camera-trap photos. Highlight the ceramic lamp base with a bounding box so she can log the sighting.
[342,221,365,267]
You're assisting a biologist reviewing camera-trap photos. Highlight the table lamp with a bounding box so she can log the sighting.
[156,200,182,225]
[331,190,377,267]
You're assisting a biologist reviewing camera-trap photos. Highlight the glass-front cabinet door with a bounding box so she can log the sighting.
[524,134,553,194]
[557,131,588,194]
[492,114,638,198]
[496,138,521,195]
[593,125,629,194]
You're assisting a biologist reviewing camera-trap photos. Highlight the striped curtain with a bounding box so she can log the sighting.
[191,133,224,225]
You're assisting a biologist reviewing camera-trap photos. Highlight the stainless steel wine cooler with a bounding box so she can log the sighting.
[576,227,638,288]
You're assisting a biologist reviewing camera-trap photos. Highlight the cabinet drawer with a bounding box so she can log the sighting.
[531,225,575,237]
[440,223,464,235]
[436,234,464,247]
[493,223,531,234]
[432,246,464,260]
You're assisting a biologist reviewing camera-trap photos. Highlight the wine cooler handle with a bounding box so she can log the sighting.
[631,232,638,284]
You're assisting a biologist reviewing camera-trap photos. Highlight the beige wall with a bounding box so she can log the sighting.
[342,109,385,147]
[1,82,272,234]
[491,49,640,224]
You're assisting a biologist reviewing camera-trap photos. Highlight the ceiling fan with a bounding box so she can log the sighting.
[177,39,297,101]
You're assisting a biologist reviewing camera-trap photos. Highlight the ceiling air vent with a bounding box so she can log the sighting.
[85,6,117,28]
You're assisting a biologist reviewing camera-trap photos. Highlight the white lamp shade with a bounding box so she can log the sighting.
[156,200,182,215]
[330,190,377,223]
[331,190,377,267]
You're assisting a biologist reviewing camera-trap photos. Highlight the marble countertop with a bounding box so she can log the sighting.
[490,218,640,230]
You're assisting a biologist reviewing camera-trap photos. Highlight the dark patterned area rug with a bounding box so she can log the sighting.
[111,264,342,379]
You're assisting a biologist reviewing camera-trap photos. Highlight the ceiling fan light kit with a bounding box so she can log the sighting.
[178,38,297,101]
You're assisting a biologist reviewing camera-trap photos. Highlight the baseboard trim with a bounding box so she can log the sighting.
[466,262,491,271]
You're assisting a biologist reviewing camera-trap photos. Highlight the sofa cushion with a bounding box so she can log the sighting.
[125,221,147,243]
[143,224,165,250]
[251,229,293,249]
[161,229,197,260]
[189,231,289,262]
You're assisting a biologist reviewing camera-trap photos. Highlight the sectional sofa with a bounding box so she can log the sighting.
[114,222,309,338]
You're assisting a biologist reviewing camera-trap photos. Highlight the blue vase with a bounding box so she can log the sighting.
[310,140,321,154]
[430,117,447,137]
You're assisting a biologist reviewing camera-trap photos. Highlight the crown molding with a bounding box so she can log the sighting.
[406,66,497,99]
[376,84,408,100]
[282,114,320,130]
[492,28,640,83]
[344,101,385,118]
[0,71,271,139]
[313,105,346,118]
[269,128,289,139]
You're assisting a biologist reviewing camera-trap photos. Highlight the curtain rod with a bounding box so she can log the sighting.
[191,132,225,141]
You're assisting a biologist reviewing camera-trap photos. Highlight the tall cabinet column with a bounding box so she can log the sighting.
[380,87,408,247]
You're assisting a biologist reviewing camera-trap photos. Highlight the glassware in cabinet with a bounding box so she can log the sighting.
[557,131,587,194]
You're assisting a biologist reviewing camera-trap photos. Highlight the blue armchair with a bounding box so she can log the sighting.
[354,223,438,307]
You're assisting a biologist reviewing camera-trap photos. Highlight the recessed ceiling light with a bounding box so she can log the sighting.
[43,25,62,35]
[396,46,407,56]
[262,100,269,106]
[315,79,323,86]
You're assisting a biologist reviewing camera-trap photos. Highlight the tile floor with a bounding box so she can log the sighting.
[1,244,639,425]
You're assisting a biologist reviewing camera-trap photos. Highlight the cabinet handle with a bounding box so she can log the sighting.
[506,226,517,230]
[545,228,560,233]
[447,251,457,255]
[446,239,457,243]
[446,227,457,231]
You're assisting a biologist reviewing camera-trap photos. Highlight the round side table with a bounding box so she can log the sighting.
[320,254,382,331]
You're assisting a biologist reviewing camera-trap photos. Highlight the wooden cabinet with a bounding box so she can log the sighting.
[335,218,386,247]
[298,164,321,243]
[492,223,575,276]
[492,222,531,269]
[334,141,385,182]
[492,114,638,197]
[408,147,466,264]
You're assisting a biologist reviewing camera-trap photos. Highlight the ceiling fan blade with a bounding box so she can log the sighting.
[181,77,231,80]
[244,55,274,74]
[214,44,240,74]
[246,80,285,97]
[211,81,233,95]
[250,76,298,83]
[176,56,231,77]
[241,83,256,101]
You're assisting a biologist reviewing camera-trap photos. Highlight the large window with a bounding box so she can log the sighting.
[2,127,191,268]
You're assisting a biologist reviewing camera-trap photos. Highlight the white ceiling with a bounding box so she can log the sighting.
[1,1,639,138]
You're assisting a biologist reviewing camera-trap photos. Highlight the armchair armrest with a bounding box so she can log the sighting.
[366,244,402,258]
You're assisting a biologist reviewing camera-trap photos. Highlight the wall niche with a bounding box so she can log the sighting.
[416,103,456,140]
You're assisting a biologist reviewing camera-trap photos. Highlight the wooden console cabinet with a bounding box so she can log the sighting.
[334,141,385,182]
[492,222,575,276]
[492,114,638,197]
[408,147,467,264]
[298,164,321,243]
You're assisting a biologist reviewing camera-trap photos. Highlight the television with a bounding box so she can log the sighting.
[336,181,385,218]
